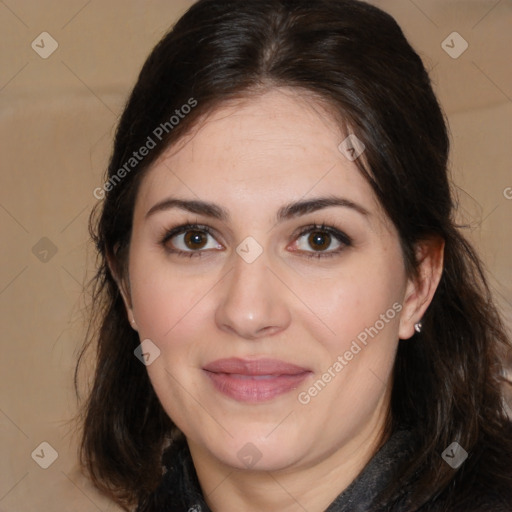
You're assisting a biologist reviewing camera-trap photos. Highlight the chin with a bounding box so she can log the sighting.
[200,429,308,472]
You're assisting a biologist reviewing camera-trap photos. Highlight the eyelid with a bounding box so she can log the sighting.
[294,223,352,246]
[160,223,218,244]
[289,223,352,257]
[159,223,224,258]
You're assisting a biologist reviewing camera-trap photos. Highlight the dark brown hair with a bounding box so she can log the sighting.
[77,0,512,509]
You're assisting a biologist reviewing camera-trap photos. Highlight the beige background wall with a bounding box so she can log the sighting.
[1,1,511,510]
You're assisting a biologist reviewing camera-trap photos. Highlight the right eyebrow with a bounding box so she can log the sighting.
[145,197,229,221]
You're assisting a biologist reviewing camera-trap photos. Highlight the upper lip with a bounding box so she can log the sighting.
[203,358,311,376]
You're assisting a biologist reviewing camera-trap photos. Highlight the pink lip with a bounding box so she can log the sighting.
[203,358,312,402]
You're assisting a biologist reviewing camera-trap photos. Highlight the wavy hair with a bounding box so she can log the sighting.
[76,0,512,509]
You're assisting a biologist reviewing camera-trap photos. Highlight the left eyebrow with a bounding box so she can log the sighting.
[276,196,370,221]
[144,195,370,222]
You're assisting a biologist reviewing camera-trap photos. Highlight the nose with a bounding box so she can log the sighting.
[214,251,292,340]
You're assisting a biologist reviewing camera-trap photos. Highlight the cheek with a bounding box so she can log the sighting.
[292,257,404,428]
[128,245,211,341]
[130,278,178,339]
[294,248,406,353]
[128,252,214,427]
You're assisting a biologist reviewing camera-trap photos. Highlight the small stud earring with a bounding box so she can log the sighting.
[414,322,422,333]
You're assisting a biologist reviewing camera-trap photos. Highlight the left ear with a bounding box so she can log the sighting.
[398,236,445,340]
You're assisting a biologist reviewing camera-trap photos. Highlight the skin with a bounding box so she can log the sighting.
[114,88,444,512]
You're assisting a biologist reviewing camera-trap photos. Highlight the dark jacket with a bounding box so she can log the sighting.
[136,429,512,512]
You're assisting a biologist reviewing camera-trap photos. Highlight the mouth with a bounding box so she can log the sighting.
[202,358,312,402]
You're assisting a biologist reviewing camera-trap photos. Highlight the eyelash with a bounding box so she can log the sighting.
[158,222,353,259]
[159,223,217,259]
[294,223,352,259]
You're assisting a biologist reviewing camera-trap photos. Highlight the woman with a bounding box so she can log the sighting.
[77,0,512,510]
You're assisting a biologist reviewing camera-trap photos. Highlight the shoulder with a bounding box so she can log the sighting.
[424,426,512,512]
[423,489,512,512]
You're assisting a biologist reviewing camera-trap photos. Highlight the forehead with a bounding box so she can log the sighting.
[134,88,384,221]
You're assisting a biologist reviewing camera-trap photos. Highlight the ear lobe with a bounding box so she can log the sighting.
[398,236,445,340]
[106,248,139,331]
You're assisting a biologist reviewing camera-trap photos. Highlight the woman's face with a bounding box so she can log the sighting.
[123,88,421,474]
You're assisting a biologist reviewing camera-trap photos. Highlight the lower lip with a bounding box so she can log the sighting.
[204,371,311,402]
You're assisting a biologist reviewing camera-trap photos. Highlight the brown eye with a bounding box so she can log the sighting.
[162,225,223,255]
[184,230,208,249]
[292,225,351,257]
[308,231,332,251]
